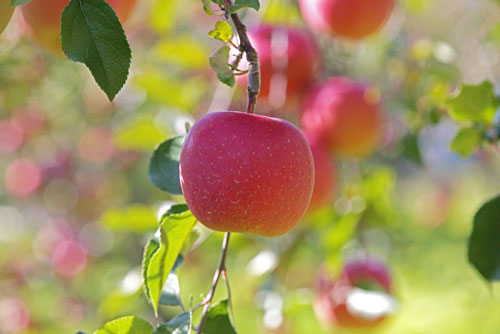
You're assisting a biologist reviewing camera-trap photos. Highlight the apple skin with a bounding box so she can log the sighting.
[180,111,314,237]
[21,0,138,52]
[301,77,383,157]
[235,25,320,107]
[0,0,14,34]
[314,258,392,328]
[299,0,395,40]
[305,132,337,212]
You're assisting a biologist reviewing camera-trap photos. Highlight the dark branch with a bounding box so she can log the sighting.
[195,232,231,334]
[222,0,260,114]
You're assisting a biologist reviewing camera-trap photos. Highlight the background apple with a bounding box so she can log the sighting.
[21,0,138,52]
[301,77,384,157]
[0,0,14,34]
[304,132,337,212]
[314,258,395,328]
[299,0,395,40]
[180,111,314,237]
[235,25,320,109]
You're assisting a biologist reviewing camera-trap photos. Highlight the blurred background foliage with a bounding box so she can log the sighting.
[2,0,500,333]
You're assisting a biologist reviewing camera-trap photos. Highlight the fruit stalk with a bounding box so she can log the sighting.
[195,232,231,334]
[221,0,260,114]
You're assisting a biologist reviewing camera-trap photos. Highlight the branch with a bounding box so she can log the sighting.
[195,232,231,334]
[221,0,260,114]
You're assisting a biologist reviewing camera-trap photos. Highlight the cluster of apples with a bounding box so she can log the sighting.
[0,0,138,52]
[180,1,395,328]
[181,0,393,236]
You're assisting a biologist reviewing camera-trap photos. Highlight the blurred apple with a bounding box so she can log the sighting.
[20,0,138,52]
[234,24,320,109]
[301,77,384,157]
[304,132,337,212]
[314,258,396,328]
[299,0,395,40]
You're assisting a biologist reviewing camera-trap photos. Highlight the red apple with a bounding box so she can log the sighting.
[21,0,138,52]
[314,258,394,328]
[301,77,384,157]
[180,111,314,237]
[305,132,337,212]
[234,25,320,109]
[0,0,14,34]
[299,0,395,40]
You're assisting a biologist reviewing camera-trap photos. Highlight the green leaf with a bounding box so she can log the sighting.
[142,238,161,304]
[154,313,191,334]
[101,205,158,233]
[163,204,190,217]
[209,46,235,87]
[61,0,131,101]
[446,81,499,125]
[229,0,260,12]
[450,127,483,158]
[400,134,423,165]
[209,21,233,42]
[468,195,500,282]
[149,136,185,195]
[204,300,237,334]
[145,209,197,315]
[159,255,184,306]
[10,0,31,5]
[93,316,153,334]
[201,0,214,15]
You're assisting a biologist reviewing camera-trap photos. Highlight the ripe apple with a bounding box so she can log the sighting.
[234,25,320,109]
[301,77,383,157]
[299,0,395,40]
[21,0,138,52]
[0,0,14,34]
[180,111,314,237]
[304,132,337,212]
[314,258,395,328]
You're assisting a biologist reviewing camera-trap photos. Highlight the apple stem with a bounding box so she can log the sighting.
[220,0,261,114]
[195,232,231,334]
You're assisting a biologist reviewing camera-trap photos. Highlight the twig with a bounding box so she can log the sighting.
[221,0,261,114]
[195,232,231,334]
